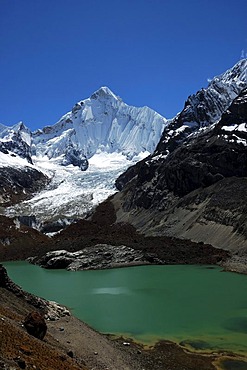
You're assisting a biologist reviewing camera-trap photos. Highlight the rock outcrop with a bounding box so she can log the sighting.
[30,244,152,270]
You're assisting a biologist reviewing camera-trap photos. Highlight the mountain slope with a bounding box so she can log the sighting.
[112,85,247,271]
[0,145,48,208]
[116,59,247,191]
[1,60,247,274]
[19,60,247,273]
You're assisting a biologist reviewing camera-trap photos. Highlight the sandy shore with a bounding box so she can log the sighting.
[47,313,217,370]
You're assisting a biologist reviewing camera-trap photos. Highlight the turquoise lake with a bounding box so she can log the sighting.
[2,261,247,354]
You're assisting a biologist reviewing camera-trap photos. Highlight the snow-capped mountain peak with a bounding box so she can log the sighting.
[32,86,167,167]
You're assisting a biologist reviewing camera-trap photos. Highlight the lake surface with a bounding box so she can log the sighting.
[3,262,247,354]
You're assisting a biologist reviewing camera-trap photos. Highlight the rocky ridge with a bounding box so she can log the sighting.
[117,59,247,192]
[24,199,229,271]
[155,58,247,155]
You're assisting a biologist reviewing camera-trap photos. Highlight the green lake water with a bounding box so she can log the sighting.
[2,262,247,354]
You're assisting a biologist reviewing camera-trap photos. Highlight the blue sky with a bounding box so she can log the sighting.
[1,0,247,130]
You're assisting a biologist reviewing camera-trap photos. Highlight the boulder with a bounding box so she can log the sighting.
[23,311,47,340]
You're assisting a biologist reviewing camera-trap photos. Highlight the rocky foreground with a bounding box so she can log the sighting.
[1,264,247,370]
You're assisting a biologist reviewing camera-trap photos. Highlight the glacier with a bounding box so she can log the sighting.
[5,151,149,226]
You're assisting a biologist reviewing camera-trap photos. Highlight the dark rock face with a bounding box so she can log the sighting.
[0,166,49,206]
[117,88,247,210]
[116,60,247,193]
[18,215,37,228]
[0,264,9,288]
[62,146,89,171]
[0,134,32,164]
[23,311,47,340]
[40,218,76,234]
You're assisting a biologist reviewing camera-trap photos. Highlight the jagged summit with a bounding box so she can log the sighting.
[155,58,247,156]
[0,121,32,163]
[90,86,120,101]
[213,58,247,85]
[1,60,246,172]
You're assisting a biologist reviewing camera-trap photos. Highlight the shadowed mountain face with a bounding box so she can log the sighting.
[116,59,247,208]
[116,88,247,207]
[0,167,49,207]
[116,59,247,198]
[113,86,247,266]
